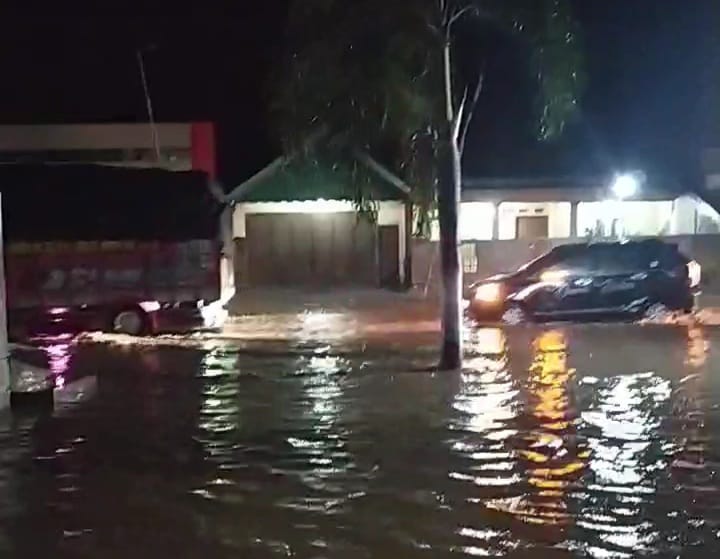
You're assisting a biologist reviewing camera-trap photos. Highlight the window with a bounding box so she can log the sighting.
[544,250,595,274]
[592,245,644,274]
[461,244,478,273]
[521,246,593,276]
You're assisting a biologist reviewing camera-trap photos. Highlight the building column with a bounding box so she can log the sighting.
[403,202,413,289]
[570,201,579,238]
[492,202,500,240]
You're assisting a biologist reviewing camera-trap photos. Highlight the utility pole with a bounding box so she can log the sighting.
[136,47,162,162]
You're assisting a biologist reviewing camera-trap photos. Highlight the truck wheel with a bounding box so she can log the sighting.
[111,308,148,336]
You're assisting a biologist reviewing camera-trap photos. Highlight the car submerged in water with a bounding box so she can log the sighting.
[465,240,701,324]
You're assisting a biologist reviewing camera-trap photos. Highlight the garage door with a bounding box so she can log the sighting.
[245,212,377,286]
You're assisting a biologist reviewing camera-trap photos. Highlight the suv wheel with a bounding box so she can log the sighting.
[502,305,528,325]
[643,303,672,322]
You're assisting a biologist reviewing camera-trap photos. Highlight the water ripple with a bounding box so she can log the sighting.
[0,325,719,556]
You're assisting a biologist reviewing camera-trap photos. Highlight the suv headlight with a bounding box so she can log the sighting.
[687,260,701,288]
[474,283,502,303]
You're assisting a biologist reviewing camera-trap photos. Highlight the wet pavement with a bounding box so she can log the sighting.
[2,323,720,557]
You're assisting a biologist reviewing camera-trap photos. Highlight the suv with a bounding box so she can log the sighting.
[466,240,701,324]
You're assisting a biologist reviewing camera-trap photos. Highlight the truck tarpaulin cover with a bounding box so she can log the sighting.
[0,165,222,307]
[0,164,219,241]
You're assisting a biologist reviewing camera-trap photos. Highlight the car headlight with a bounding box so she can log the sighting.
[474,282,502,303]
[540,270,568,285]
[687,260,701,288]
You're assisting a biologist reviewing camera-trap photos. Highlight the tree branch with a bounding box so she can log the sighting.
[443,41,455,123]
[448,4,477,30]
[452,86,468,144]
[458,65,485,155]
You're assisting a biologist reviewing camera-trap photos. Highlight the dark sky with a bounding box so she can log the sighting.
[0,1,714,190]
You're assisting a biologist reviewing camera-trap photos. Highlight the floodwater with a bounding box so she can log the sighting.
[1,324,720,557]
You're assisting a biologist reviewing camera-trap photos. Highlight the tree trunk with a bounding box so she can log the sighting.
[437,137,463,370]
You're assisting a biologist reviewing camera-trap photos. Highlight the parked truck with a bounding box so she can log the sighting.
[0,164,223,339]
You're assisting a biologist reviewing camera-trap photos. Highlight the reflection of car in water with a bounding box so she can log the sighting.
[466,240,701,324]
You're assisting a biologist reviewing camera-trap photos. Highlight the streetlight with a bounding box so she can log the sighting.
[611,173,639,200]
[605,171,644,239]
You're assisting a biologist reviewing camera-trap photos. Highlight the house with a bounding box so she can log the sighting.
[414,175,720,292]
[224,158,410,289]
[224,159,720,293]
[428,176,718,242]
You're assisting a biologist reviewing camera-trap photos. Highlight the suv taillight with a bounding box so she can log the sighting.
[687,260,701,288]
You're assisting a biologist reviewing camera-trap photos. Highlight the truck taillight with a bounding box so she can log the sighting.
[687,260,701,288]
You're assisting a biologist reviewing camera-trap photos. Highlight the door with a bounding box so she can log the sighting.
[379,225,400,287]
[532,249,597,318]
[245,212,377,286]
[516,216,549,239]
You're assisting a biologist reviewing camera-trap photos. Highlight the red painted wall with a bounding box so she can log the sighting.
[190,122,217,180]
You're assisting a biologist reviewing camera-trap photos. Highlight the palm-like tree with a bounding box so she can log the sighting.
[271,0,584,369]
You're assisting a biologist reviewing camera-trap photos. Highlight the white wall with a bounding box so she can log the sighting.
[497,202,571,240]
[459,202,495,240]
[671,196,698,235]
[232,200,407,283]
[428,202,496,241]
[578,200,674,237]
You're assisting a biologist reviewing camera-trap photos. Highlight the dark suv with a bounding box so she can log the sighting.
[466,240,701,324]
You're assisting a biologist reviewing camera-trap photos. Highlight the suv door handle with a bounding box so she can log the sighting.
[572,277,593,287]
[630,272,648,281]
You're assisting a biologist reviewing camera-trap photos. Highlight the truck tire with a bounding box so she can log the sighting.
[111,308,148,336]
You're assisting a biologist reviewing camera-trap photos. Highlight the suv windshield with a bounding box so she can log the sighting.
[516,242,686,277]
[517,246,578,276]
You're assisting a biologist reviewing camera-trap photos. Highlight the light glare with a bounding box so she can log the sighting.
[611,174,639,199]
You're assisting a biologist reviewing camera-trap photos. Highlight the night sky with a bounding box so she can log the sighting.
[0,1,714,190]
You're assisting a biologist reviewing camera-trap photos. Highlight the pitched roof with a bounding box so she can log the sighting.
[226,154,409,203]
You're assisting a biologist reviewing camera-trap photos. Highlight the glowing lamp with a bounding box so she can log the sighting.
[611,173,639,200]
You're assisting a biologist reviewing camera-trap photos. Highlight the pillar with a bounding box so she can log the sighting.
[403,201,413,289]
[0,193,9,410]
[570,201,579,238]
[492,202,500,240]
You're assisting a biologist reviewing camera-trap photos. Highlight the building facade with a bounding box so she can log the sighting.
[0,122,217,178]
[426,178,720,242]
[414,177,720,294]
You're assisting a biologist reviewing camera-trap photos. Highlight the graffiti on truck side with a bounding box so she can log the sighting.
[39,267,207,291]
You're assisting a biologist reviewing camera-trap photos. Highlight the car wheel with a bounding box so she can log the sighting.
[111,308,147,336]
[502,305,528,325]
[643,303,672,322]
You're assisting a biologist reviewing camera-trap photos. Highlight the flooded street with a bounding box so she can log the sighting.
[2,324,720,557]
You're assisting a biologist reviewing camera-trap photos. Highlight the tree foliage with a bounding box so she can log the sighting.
[270,0,585,233]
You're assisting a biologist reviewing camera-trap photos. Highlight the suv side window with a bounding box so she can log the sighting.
[543,249,595,275]
[593,245,645,274]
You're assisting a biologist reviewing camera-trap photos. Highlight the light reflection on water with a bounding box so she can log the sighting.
[0,325,720,556]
